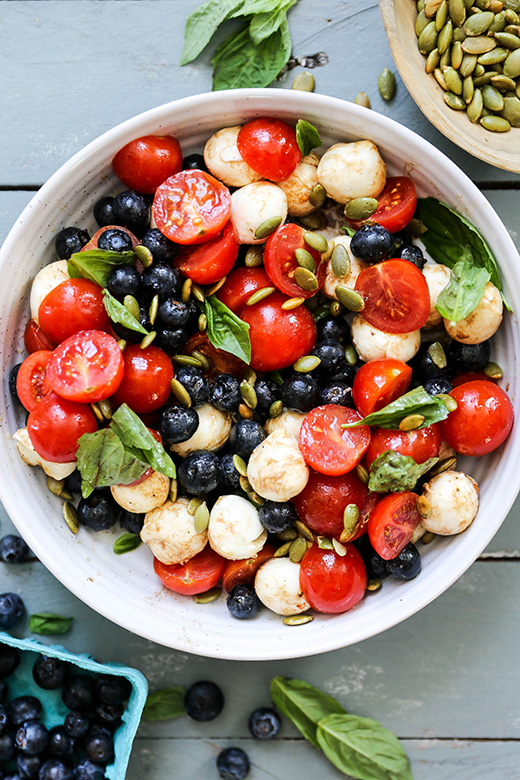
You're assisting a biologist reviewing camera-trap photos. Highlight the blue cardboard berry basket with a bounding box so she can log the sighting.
[0,631,148,779]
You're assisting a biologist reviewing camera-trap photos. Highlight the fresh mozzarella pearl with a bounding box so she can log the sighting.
[322,235,369,300]
[277,153,319,216]
[204,126,263,187]
[247,428,309,502]
[444,281,503,344]
[111,470,170,513]
[208,494,267,560]
[421,471,479,535]
[13,427,76,480]
[317,141,386,205]
[254,558,310,615]
[422,263,452,329]
[350,314,421,363]
[265,409,306,440]
[30,260,70,324]
[141,497,207,565]
[230,182,288,245]
[170,404,231,456]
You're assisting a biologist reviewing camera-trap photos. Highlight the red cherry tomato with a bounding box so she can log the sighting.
[112,135,183,194]
[184,333,248,379]
[24,320,56,354]
[347,177,417,233]
[300,543,366,614]
[38,279,111,344]
[222,544,276,593]
[451,371,494,388]
[352,359,413,418]
[368,492,422,560]
[111,344,174,414]
[80,225,139,253]
[174,220,239,284]
[237,119,301,182]
[364,425,442,470]
[153,170,231,245]
[263,223,325,298]
[299,405,371,476]
[16,351,53,412]
[153,546,226,596]
[292,470,367,539]
[439,380,514,456]
[355,491,381,542]
[216,267,271,314]
[27,392,98,462]
[47,330,124,403]
[239,292,317,372]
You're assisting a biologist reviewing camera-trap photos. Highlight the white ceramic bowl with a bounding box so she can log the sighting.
[1,89,519,661]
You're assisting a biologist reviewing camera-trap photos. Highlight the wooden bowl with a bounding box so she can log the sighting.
[380,0,520,173]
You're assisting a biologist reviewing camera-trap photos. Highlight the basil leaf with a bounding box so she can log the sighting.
[180,0,243,66]
[212,20,292,90]
[29,613,74,636]
[435,259,490,323]
[342,226,356,237]
[143,686,186,721]
[343,386,450,430]
[249,0,297,45]
[68,249,135,288]
[113,533,142,555]
[269,370,284,386]
[76,429,149,498]
[230,0,281,16]
[203,295,251,363]
[270,677,345,748]
[102,289,149,335]
[368,451,438,493]
[296,119,322,158]
[110,404,176,479]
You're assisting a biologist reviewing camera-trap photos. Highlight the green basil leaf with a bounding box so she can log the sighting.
[368,451,439,493]
[110,404,176,479]
[68,249,135,288]
[316,713,413,780]
[249,0,297,44]
[269,370,284,386]
[270,677,345,748]
[29,613,74,636]
[203,295,251,363]
[342,226,356,237]
[435,259,490,323]
[230,0,281,16]
[343,386,450,430]
[143,686,186,721]
[180,0,244,66]
[113,533,142,555]
[296,119,322,158]
[102,289,149,335]
[76,429,149,498]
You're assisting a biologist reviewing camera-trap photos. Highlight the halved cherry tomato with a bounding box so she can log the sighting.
[352,359,413,418]
[184,333,247,379]
[47,330,124,403]
[174,220,239,284]
[153,546,226,596]
[451,371,494,388]
[368,492,422,560]
[439,380,514,456]
[355,491,380,542]
[38,279,111,344]
[239,292,317,372]
[24,320,56,354]
[80,225,139,253]
[216,267,270,314]
[263,223,324,298]
[300,543,366,614]
[364,425,441,470]
[16,351,53,412]
[27,392,98,462]
[299,405,371,476]
[355,259,430,334]
[292,470,367,539]
[153,170,231,245]
[237,119,301,182]
[222,544,276,592]
[347,177,417,233]
[111,344,173,414]
[112,135,183,194]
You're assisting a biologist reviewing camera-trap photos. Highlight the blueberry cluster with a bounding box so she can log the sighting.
[350,223,426,268]
[355,536,422,582]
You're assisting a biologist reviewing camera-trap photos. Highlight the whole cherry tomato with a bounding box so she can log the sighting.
[451,372,494,388]
[237,118,301,182]
[111,344,173,414]
[263,223,324,298]
[16,351,53,412]
[153,546,226,596]
[364,425,441,470]
[347,177,417,233]
[112,135,183,194]
[352,359,412,418]
[299,405,371,476]
[300,543,367,613]
[368,492,422,560]
[27,392,98,462]
[174,220,239,284]
[38,279,111,344]
[292,470,367,539]
[216,267,271,314]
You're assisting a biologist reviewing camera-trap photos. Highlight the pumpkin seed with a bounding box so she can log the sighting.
[428,341,447,368]
[491,72,518,86]
[239,476,253,496]
[295,247,317,273]
[443,64,464,91]
[461,34,497,51]
[416,495,432,519]
[240,379,258,409]
[463,73,475,100]
[438,19,454,52]
[366,578,382,593]
[500,94,520,121]
[332,538,347,557]
[482,82,506,106]
[344,344,358,365]
[421,531,437,544]
[474,62,486,75]
[98,398,113,419]
[341,504,360,542]
[277,527,298,542]
[181,277,192,302]
[295,520,314,542]
[504,0,520,10]
[478,46,509,62]
[173,354,203,368]
[329,300,342,316]
[194,587,221,604]
[205,276,227,296]
[170,377,192,407]
[475,0,491,7]
[245,245,264,267]
[295,266,319,291]
[188,497,202,515]
[281,296,305,310]
[473,71,494,85]
[426,47,441,71]
[303,231,328,253]
[504,46,520,73]
[293,355,321,373]
[495,29,520,46]
[430,456,458,477]
[481,112,511,127]
[426,0,444,15]
[311,302,329,322]
[440,47,452,69]
[465,9,494,33]
[437,0,449,28]
[291,71,315,91]
[245,286,275,306]
[489,9,507,30]
[505,7,520,20]
[484,360,504,377]
[135,244,153,267]
[198,313,207,332]
[90,402,104,423]
[331,243,351,278]
[344,197,379,221]
[148,294,159,326]
[317,535,334,549]
[47,476,65,497]
[238,402,253,419]
[283,614,314,626]
[445,90,467,107]
[335,285,365,311]
[505,21,520,31]
[191,350,209,372]
[460,52,478,74]
[468,85,484,117]
[269,400,283,418]
[449,0,467,24]
[123,294,140,320]
[230,455,247,480]
[354,91,371,108]
[416,9,431,35]
[489,0,504,10]
[356,462,369,484]
[451,39,464,65]
[274,541,292,558]
[289,536,308,563]
[117,339,126,352]
[452,25,466,41]
[419,20,439,52]
[255,216,283,240]
[140,331,156,349]
[169,478,178,503]
[191,283,204,303]
[193,501,210,534]
[309,184,326,208]
[434,66,449,88]
[438,393,458,411]
[63,501,79,534]
[463,0,473,7]
[378,67,397,99]
[399,413,426,431]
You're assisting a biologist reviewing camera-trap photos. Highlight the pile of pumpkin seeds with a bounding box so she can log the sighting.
[414,0,520,131]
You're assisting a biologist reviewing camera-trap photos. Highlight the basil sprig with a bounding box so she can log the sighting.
[368,451,439,493]
[271,676,345,748]
[296,119,322,158]
[68,249,135,288]
[142,686,186,721]
[202,295,251,364]
[113,533,142,555]
[29,614,74,636]
[342,386,450,430]
[102,289,149,335]
[435,259,490,324]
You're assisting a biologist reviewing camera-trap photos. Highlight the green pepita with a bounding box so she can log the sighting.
[480,113,512,127]
[191,350,209,372]
[170,377,192,407]
[274,541,292,558]
[426,0,444,15]
[169,478,178,503]
[478,46,509,63]
[344,344,358,366]
[416,9,431,35]
[463,74,475,101]
[355,462,369,484]
[449,0,467,25]
[482,82,506,107]
[422,531,437,544]
[504,46,520,74]
[281,296,305,310]
[399,413,426,431]
[97,398,112,420]
[317,536,334,549]
[438,19,454,53]
[205,276,227,296]
[443,64,463,91]
[440,47,452,69]
[198,312,207,332]
[484,360,504,377]
[416,495,432,519]
[445,90,467,108]
[289,537,308,563]
[419,20,439,52]
[294,266,319,291]
[474,62,486,76]
[135,244,153,267]
[354,91,371,108]
[329,300,342,316]
[188,497,202,515]
[193,501,210,534]
[437,0,449,29]
[309,184,326,208]
[452,25,466,41]
[344,197,379,221]
[335,285,365,311]
[295,247,317,272]
[117,339,126,352]
[245,286,275,306]
[148,294,159,326]
[181,277,192,303]
[341,504,360,542]
[495,30,520,47]
[63,501,79,534]
[464,9,494,33]
[378,67,397,99]
[428,341,447,368]
[434,66,449,88]
[277,527,298,542]
[473,71,494,86]
[460,52,478,75]
[283,614,314,626]
[295,520,314,542]
[47,476,65,497]
[505,7,520,21]
[500,94,520,122]
[366,578,382,593]
[293,355,321,373]
[291,71,315,91]
[332,538,347,557]
[194,587,221,604]
[489,9,507,32]
[254,216,283,240]
[303,231,328,253]
[331,243,351,278]
[426,47,441,71]
[269,400,283,418]
[172,353,203,368]
[245,245,264,268]
[239,475,252,495]
[461,34,497,51]
[191,283,205,303]
[232,454,248,478]
[123,294,140,320]
[140,331,156,349]
[438,393,458,411]
[90,402,104,423]
[490,73,518,87]
[451,39,464,66]
[239,379,258,409]
[429,456,457,476]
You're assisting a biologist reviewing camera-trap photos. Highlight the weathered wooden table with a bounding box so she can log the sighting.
[1,2,520,778]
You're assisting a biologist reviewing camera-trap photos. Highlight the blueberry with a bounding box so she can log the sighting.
[154,326,189,354]
[312,340,345,376]
[0,645,21,677]
[446,339,491,373]
[209,374,242,412]
[63,712,90,739]
[157,299,191,329]
[95,675,131,707]
[94,701,124,730]
[61,676,94,712]
[0,593,25,629]
[248,707,281,739]
[410,343,449,384]
[84,730,113,765]
[424,377,453,396]
[46,727,74,760]
[229,420,266,459]
[350,224,394,263]
[184,681,224,722]
[32,656,67,690]
[158,404,199,446]
[219,454,241,491]
[400,244,425,269]
[106,265,141,299]
[329,363,357,386]
[259,502,298,534]
[17,753,42,779]
[281,374,320,412]
[120,510,145,535]
[174,366,209,406]
[392,230,409,257]
[111,300,150,343]
[0,535,29,563]
[317,315,349,342]
[93,196,115,228]
[38,759,73,780]
[55,228,90,260]
[64,470,83,495]
[97,228,133,253]
[253,378,280,413]
[16,720,49,755]
[355,537,388,580]
[320,381,354,407]
[0,729,15,761]
[178,451,221,496]
[77,491,122,531]
[0,703,8,734]
[226,584,260,620]
[386,543,421,580]
[141,262,181,301]
[72,759,105,780]
[182,153,208,172]
[9,697,41,726]
[112,190,150,236]
[140,228,178,264]
[216,747,250,780]
[9,363,22,404]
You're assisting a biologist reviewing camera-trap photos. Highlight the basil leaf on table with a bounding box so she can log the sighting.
[180,0,243,66]
[102,289,149,335]
[296,119,322,158]
[143,686,186,721]
[29,614,74,636]
[230,0,281,16]
[110,404,176,479]
[342,386,450,430]
[68,249,135,288]
[113,533,142,555]
[76,429,150,499]
[368,451,439,493]
[435,259,490,323]
[249,0,298,45]
[203,295,251,364]
[270,677,345,748]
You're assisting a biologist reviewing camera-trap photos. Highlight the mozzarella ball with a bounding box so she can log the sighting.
[230,182,288,245]
[350,314,421,363]
[247,428,309,502]
[208,495,267,560]
[255,558,310,616]
[317,141,386,205]
[111,470,170,513]
[277,153,319,216]
[13,427,76,480]
[204,126,263,188]
[444,282,503,344]
[141,497,207,565]
[421,471,479,535]
[322,235,370,300]
[265,409,306,440]
[170,404,231,456]
[422,263,452,329]
[30,260,70,324]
